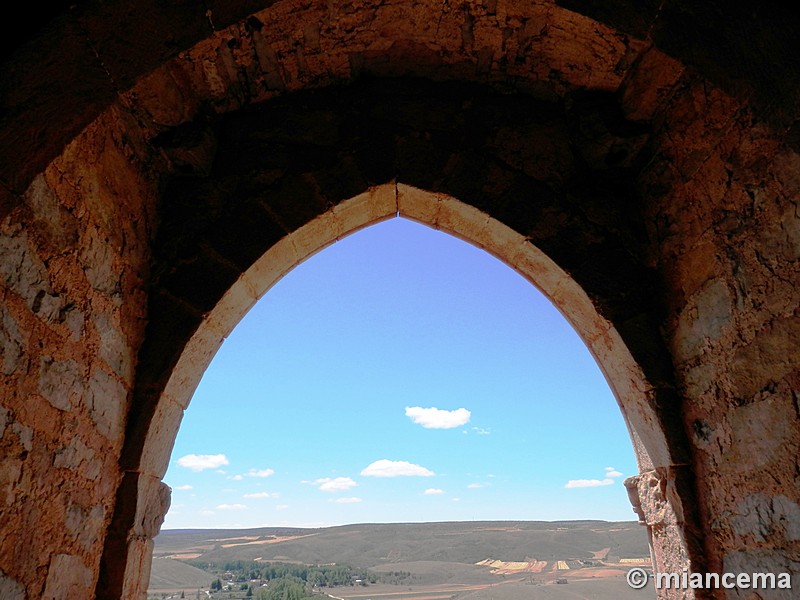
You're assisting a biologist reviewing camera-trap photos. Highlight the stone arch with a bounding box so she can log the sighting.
[101,72,704,598]
[120,183,691,598]
[1,1,799,599]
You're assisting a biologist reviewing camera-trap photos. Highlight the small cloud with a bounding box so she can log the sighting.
[229,475,244,481]
[467,483,485,489]
[177,454,229,472]
[472,427,491,435]
[248,468,275,478]
[244,492,279,499]
[314,477,358,492]
[604,467,624,478]
[199,510,215,516]
[361,459,435,478]
[333,497,362,504]
[405,406,471,429]
[424,488,445,495]
[276,504,289,511]
[452,497,460,502]
[173,484,193,491]
[216,503,248,510]
[565,478,614,488]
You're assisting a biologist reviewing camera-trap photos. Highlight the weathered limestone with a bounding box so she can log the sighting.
[0,570,26,600]
[626,472,694,600]
[1,2,799,599]
[42,554,94,599]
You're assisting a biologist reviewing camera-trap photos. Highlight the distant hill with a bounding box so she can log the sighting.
[153,521,648,567]
[149,556,215,589]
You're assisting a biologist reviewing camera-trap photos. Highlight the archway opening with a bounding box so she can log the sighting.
[162,216,639,528]
[114,184,692,600]
[148,211,659,597]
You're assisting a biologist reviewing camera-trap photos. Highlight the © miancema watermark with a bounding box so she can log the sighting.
[626,567,792,590]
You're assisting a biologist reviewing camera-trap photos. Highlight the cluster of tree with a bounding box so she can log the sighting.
[188,560,416,587]
[255,576,315,600]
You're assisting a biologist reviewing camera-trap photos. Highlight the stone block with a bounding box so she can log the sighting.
[0,310,24,375]
[724,392,797,473]
[730,494,800,545]
[94,312,134,384]
[139,398,185,480]
[723,550,799,599]
[81,230,121,295]
[88,369,128,444]
[54,437,101,481]
[42,554,93,600]
[119,537,154,600]
[133,475,171,539]
[0,570,25,600]
[23,175,79,252]
[65,503,106,552]
[38,357,82,412]
[731,316,800,401]
[672,278,732,363]
[0,229,51,309]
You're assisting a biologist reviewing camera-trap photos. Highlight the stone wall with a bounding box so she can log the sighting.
[0,1,799,599]
[0,106,160,595]
[642,73,800,593]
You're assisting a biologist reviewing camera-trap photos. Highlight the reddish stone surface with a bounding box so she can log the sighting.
[1,2,799,599]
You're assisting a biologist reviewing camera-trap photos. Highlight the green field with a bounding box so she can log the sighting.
[149,521,652,599]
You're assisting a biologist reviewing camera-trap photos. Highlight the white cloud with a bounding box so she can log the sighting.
[243,492,279,499]
[314,477,358,492]
[177,454,229,472]
[173,484,193,491]
[333,497,362,504]
[467,483,485,489]
[216,503,248,510]
[361,459,435,477]
[424,488,445,495]
[276,504,289,511]
[199,509,215,516]
[605,467,624,478]
[473,427,491,435]
[565,478,615,488]
[405,406,471,429]
[229,475,244,481]
[248,468,275,478]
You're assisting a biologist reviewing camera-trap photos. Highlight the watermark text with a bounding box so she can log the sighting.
[627,567,792,590]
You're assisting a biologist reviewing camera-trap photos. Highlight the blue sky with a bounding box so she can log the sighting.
[162,217,638,529]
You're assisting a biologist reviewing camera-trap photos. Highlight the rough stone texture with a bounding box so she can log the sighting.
[0,310,24,375]
[0,67,159,598]
[88,368,128,443]
[0,569,26,600]
[0,2,799,600]
[42,554,94,600]
[626,472,693,600]
[722,551,800,599]
[38,357,82,412]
